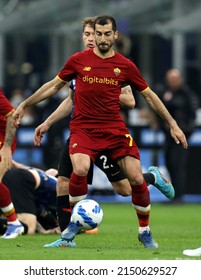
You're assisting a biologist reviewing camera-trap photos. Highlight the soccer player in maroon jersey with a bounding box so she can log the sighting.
[13,16,187,248]
[32,17,174,248]
[34,16,173,203]
[0,89,24,238]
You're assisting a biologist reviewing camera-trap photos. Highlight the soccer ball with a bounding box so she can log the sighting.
[71,199,103,230]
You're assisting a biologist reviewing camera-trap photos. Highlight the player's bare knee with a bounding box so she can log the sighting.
[129,174,144,186]
[73,167,89,176]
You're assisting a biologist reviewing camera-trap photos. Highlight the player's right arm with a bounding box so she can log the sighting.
[34,91,73,146]
[13,76,66,128]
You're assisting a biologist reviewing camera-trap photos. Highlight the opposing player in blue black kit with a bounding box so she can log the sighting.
[13,16,184,249]
[0,160,59,235]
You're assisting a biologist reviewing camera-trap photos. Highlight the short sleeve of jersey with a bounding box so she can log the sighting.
[57,52,80,82]
[0,89,14,117]
[126,59,149,92]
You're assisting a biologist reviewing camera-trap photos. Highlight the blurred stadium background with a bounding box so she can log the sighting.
[1,0,201,202]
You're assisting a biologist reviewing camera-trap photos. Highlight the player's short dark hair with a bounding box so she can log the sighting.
[93,15,117,32]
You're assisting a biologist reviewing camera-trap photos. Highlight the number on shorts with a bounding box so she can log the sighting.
[125,134,133,146]
[99,155,110,169]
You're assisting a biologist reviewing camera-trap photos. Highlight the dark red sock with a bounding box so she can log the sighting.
[131,180,150,227]
[69,172,88,199]
[0,182,12,207]
[0,182,17,221]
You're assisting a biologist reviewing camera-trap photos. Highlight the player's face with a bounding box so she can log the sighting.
[166,71,183,89]
[94,23,118,53]
[82,24,95,49]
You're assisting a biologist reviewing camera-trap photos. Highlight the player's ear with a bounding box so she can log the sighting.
[114,31,118,40]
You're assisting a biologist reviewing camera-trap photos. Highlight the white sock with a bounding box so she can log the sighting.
[7,220,21,226]
[139,226,150,234]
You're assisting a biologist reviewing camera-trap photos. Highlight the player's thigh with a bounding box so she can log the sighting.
[117,156,143,184]
[17,213,37,235]
[71,153,91,175]
[95,153,126,182]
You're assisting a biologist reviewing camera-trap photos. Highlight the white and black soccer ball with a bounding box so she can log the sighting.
[71,199,103,230]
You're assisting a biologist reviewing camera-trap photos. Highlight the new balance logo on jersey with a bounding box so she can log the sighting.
[83,67,91,71]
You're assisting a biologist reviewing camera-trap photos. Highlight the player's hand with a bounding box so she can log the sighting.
[12,105,25,128]
[40,227,61,234]
[170,126,188,149]
[34,122,50,146]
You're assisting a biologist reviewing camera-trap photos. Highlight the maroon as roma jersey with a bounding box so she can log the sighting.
[58,48,148,130]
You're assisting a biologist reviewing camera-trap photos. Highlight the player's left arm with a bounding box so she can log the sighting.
[12,160,58,178]
[140,87,188,149]
[120,85,135,109]
[12,159,30,169]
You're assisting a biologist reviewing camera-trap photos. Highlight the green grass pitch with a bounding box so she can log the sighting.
[0,203,201,260]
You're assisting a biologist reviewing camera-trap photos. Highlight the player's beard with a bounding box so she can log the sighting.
[97,41,113,54]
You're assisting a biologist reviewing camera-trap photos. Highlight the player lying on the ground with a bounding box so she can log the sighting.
[0,160,59,237]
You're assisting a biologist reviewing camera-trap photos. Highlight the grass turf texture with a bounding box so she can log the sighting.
[0,203,201,260]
